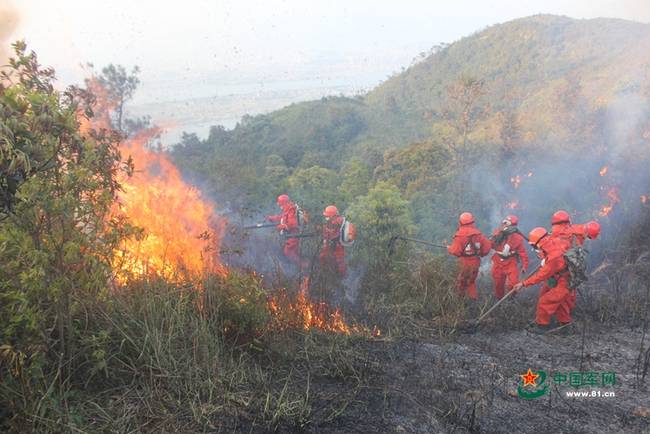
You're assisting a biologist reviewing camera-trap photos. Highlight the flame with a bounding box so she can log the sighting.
[81,78,382,336]
[83,78,225,283]
[269,288,379,336]
[598,187,620,217]
[641,195,648,204]
[599,166,608,177]
[510,175,521,189]
[269,289,351,334]
[506,200,519,210]
[112,133,226,282]
[510,172,532,189]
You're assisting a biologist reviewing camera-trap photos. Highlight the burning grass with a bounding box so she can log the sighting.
[269,288,380,337]
[1,275,380,433]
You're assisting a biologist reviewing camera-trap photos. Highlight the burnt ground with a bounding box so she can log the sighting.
[303,323,650,434]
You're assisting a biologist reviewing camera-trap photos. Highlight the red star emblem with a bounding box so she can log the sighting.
[520,368,539,387]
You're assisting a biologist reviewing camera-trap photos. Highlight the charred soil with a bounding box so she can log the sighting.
[290,323,650,434]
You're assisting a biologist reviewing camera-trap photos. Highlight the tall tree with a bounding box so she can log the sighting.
[95,64,140,132]
[437,77,488,211]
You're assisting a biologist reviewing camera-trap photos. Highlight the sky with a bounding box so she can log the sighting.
[4,0,650,105]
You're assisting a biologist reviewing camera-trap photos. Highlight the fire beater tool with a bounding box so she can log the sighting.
[284,233,318,239]
[388,235,447,256]
[243,223,278,230]
[459,264,542,334]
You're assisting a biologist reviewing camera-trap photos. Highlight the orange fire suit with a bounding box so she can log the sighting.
[522,236,574,325]
[447,224,491,299]
[267,202,301,266]
[319,215,346,277]
[491,227,529,299]
[550,222,591,310]
[551,222,589,247]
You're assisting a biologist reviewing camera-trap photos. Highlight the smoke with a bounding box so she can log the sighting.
[469,79,650,269]
[0,0,19,64]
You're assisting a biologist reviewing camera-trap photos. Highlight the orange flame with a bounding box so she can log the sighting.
[269,289,351,334]
[269,289,379,336]
[112,132,226,282]
[599,166,608,177]
[83,78,225,283]
[598,187,620,217]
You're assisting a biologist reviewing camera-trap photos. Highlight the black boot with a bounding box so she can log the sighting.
[526,323,552,335]
[552,322,574,335]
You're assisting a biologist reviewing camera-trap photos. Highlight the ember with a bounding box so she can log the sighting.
[510,175,521,189]
[506,200,519,210]
[598,187,620,217]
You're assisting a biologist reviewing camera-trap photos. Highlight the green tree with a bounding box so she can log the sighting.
[0,43,131,426]
[338,157,372,205]
[287,165,340,214]
[95,64,140,132]
[346,181,415,264]
[1,41,59,212]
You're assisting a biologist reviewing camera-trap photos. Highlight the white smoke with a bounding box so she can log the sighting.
[0,0,19,64]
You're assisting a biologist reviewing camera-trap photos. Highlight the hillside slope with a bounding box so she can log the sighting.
[366,14,650,146]
[171,14,650,218]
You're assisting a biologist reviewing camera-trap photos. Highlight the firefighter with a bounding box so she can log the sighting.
[490,214,529,299]
[265,194,301,267]
[512,227,574,334]
[319,205,346,277]
[447,212,491,299]
[550,210,601,247]
[549,210,600,311]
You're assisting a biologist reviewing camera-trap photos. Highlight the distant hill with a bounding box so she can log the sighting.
[171,15,650,210]
[365,14,650,147]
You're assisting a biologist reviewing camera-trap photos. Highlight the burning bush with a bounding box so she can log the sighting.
[0,46,377,431]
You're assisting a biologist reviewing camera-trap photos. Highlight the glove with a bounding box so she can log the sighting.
[277,224,288,231]
[264,216,272,222]
[512,282,524,293]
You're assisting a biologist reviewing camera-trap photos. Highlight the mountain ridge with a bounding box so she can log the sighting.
[171,14,650,209]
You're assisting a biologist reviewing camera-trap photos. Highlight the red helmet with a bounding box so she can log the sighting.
[504,214,519,226]
[551,210,571,225]
[586,221,601,239]
[323,205,338,218]
[276,194,290,206]
[528,227,548,247]
[459,212,474,225]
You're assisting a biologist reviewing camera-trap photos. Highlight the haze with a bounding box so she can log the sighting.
[7,0,650,141]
